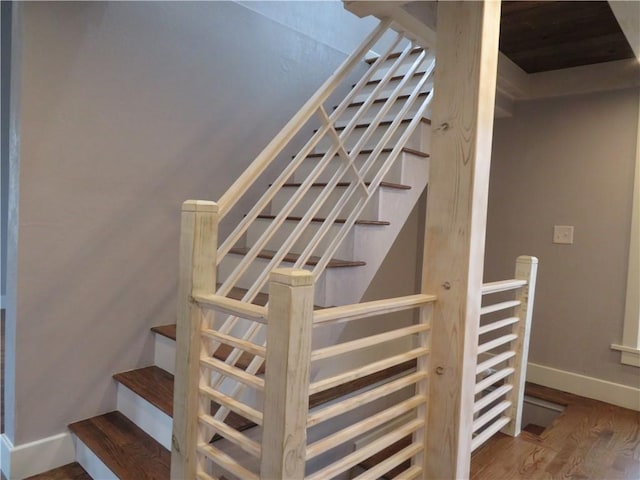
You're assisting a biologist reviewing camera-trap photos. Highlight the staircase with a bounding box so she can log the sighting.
[59,20,436,480]
[34,17,538,480]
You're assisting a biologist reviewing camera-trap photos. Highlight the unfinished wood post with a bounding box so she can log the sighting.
[412,304,432,474]
[502,256,538,436]
[171,200,218,480]
[260,268,314,480]
[422,1,501,478]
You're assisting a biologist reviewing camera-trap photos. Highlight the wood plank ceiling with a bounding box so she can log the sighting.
[499,1,636,73]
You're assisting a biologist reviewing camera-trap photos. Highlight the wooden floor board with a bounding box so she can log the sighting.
[471,383,640,480]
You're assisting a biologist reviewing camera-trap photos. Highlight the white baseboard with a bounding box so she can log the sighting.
[527,362,640,411]
[0,431,75,479]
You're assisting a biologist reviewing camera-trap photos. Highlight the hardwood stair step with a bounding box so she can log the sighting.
[281,181,411,190]
[345,91,429,108]
[68,411,171,480]
[365,48,424,64]
[256,214,390,226]
[334,118,431,131]
[228,247,366,268]
[357,435,413,479]
[25,462,92,480]
[113,366,174,417]
[110,366,256,434]
[300,147,429,159]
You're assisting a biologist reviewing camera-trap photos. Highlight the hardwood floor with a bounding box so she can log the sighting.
[471,383,640,480]
[24,463,91,480]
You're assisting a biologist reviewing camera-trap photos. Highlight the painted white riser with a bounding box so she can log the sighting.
[268,185,381,221]
[315,119,422,152]
[154,333,176,375]
[293,151,403,184]
[367,51,432,82]
[353,75,433,105]
[117,384,173,451]
[245,218,356,259]
[74,436,118,480]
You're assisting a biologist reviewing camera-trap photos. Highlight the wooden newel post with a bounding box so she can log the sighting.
[502,255,538,436]
[261,268,315,480]
[172,200,218,480]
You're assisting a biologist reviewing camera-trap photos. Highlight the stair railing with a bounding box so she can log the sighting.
[175,227,438,479]
[207,24,434,421]
[472,256,538,453]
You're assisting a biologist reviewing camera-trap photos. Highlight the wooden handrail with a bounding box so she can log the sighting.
[193,292,267,324]
[313,293,436,325]
[216,18,392,220]
[481,279,527,295]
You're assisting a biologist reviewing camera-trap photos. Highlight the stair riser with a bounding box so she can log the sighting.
[269,186,380,221]
[154,333,176,375]
[353,76,433,105]
[245,218,355,259]
[218,255,331,305]
[315,121,421,152]
[367,53,431,82]
[117,384,173,451]
[336,96,426,128]
[74,436,118,480]
[293,153,403,184]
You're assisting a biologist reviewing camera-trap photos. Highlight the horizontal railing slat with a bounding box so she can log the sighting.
[313,294,436,325]
[308,370,425,427]
[193,293,267,324]
[399,465,423,480]
[480,300,521,316]
[201,329,266,358]
[198,443,259,480]
[478,316,519,335]
[308,348,428,396]
[199,414,261,458]
[473,384,513,414]
[201,357,265,391]
[478,333,518,355]
[311,324,430,361]
[352,442,423,480]
[306,419,423,480]
[474,367,515,395]
[471,416,511,452]
[476,350,516,375]
[472,400,512,433]
[199,385,263,426]
[307,395,425,460]
[481,279,527,295]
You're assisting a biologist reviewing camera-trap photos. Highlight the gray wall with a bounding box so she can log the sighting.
[8,1,372,444]
[1,2,11,303]
[485,87,640,388]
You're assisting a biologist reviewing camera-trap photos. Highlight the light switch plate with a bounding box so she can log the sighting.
[553,225,574,244]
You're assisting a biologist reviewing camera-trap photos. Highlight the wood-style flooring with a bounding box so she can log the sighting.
[471,383,640,480]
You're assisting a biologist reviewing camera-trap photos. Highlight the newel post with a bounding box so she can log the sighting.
[502,255,538,436]
[422,1,501,478]
[171,200,218,480]
[260,268,315,480]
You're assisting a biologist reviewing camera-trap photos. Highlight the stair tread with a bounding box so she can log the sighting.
[365,47,424,64]
[110,366,256,433]
[335,117,431,131]
[281,181,411,190]
[358,435,413,478]
[68,411,171,480]
[363,71,429,87]
[113,366,174,417]
[256,214,390,226]
[228,247,366,268]
[346,91,429,108]
[305,146,429,159]
[25,462,92,480]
